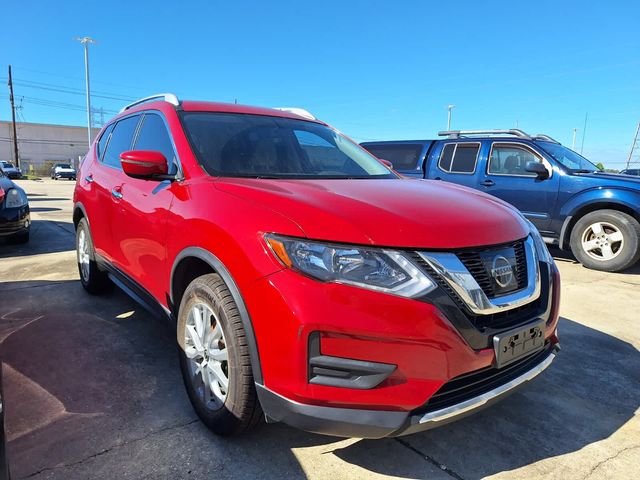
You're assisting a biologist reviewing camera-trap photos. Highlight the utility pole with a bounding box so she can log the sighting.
[580,112,588,155]
[447,104,455,130]
[76,36,95,147]
[572,128,578,150]
[7,65,20,169]
[626,122,640,169]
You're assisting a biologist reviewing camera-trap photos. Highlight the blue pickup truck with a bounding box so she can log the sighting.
[361,129,640,272]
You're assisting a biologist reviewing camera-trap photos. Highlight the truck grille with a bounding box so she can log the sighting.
[414,342,553,415]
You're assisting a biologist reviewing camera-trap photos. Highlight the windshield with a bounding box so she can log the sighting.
[536,141,600,172]
[181,112,395,179]
[2,162,14,169]
[56,164,72,169]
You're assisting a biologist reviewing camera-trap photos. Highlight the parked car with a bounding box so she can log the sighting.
[50,163,77,180]
[0,165,30,243]
[619,168,640,176]
[361,130,640,272]
[74,95,560,438]
[0,161,21,179]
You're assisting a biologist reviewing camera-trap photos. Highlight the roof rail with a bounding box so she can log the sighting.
[119,93,180,113]
[532,134,560,144]
[438,129,532,139]
[273,107,316,120]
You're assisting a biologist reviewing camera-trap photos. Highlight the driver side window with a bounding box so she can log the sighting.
[488,144,541,176]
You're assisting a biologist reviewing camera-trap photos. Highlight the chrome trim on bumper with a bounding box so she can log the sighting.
[418,351,556,425]
[417,235,541,315]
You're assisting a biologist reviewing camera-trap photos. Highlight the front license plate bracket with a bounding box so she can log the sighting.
[493,320,545,368]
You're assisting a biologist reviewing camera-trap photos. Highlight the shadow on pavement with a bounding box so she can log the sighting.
[1,277,637,479]
[0,220,74,258]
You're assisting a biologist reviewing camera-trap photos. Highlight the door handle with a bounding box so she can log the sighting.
[85,175,94,183]
[111,188,123,200]
[480,179,495,187]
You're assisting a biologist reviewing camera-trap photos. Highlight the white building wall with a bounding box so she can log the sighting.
[0,121,100,174]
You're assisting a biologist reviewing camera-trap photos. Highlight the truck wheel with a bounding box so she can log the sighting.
[76,218,111,294]
[570,210,640,272]
[177,273,262,436]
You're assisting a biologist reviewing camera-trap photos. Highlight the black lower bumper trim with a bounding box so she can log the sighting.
[257,342,558,438]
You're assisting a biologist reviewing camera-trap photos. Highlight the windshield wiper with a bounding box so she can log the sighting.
[572,169,597,174]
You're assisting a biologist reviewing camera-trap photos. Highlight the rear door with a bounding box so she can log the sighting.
[426,141,484,188]
[480,142,559,231]
[108,112,178,302]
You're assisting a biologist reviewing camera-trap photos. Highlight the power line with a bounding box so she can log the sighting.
[0,77,136,102]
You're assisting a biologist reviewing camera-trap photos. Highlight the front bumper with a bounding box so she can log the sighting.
[5,172,21,179]
[54,172,76,179]
[0,205,30,237]
[245,256,560,437]
[257,344,558,438]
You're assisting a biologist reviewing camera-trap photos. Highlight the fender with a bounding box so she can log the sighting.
[558,187,640,248]
[73,201,90,229]
[170,247,263,385]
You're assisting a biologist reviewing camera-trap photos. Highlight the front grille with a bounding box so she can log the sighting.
[409,243,544,331]
[414,342,553,414]
[456,240,527,298]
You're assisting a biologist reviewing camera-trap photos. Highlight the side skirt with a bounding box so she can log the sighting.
[96,255,173,323]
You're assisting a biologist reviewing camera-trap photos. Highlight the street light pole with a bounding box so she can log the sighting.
[76,36,95,147]
[447,105,455,130]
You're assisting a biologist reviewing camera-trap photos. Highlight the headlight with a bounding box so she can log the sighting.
[4,188,27,208]
[265,234,436,298]
[525,219,554,264]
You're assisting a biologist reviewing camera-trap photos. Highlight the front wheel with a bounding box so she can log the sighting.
[570,209,640,272]
[177,273,262,436]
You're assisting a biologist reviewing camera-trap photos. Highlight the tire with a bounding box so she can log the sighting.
[76,218,111,294]
[8,230,29,244]
[570,209,640,272]
[177,273,262,436]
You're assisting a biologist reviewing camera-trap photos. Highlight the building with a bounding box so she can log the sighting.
[0,121,100,175]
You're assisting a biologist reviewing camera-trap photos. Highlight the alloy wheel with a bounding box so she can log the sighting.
[184,302,229,410]
[77,229,91,281]
[581,221,624,261]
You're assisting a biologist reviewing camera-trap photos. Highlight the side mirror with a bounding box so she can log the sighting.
[0,187,4,204]
[525,161,550,180]
[120,150,170,180]
[379,158,394,169]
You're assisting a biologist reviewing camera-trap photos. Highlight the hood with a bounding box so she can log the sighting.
[214,178,529,249]
[0,176,16,191]
[574,171,640,188]
[56,167,76,172]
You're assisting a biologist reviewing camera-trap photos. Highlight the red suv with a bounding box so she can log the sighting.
[73,94,560,438]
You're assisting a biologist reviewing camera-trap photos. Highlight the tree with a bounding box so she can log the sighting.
[595,162,605,171]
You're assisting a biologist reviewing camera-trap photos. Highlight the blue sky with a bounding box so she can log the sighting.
[1,0,639,168]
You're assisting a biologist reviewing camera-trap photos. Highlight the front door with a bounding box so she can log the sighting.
[109,112,179,303]
[480,142,559,232]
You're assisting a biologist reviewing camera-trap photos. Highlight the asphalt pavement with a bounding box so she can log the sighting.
[1,178,638,479]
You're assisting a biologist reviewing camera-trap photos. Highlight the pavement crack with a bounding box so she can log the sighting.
[394,437,466,480]
[582,444,640,480]
[20,418,199,479]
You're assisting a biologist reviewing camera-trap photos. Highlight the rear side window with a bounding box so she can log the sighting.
[438,143,480,174]
[361,144,424,170]
[134,114,178,174]
[96,123,115,161]
[488,144,541,176]
[102,115,140,169]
